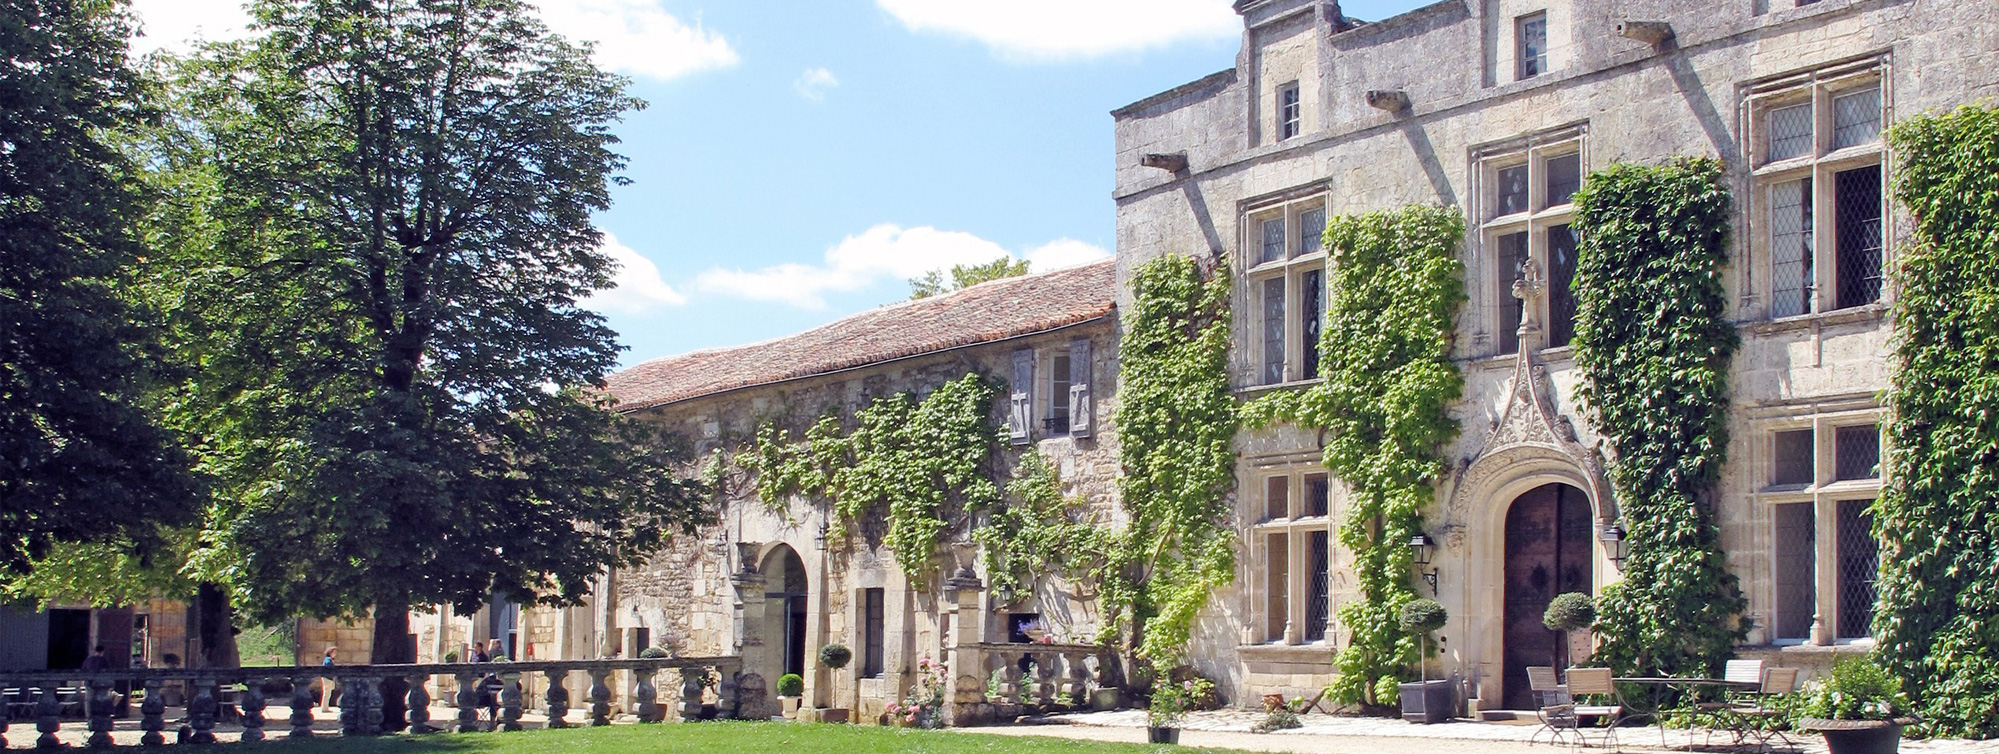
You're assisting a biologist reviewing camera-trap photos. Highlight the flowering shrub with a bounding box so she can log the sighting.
[1147,676,1215,728]
[1796,657,1911,722]
[885,656,947,728]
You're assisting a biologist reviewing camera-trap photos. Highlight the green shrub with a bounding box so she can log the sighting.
[776,673,804,697]
[1543,592,1596,632]
[818,643,852,670]
[1399,598,1448,634]
[637,646,668,659]
[1251,707,1303,734]
[1796,657,1908,722]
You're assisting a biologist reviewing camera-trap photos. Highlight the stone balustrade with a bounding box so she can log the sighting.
[946,643,1116,726]
[0,657,741,748]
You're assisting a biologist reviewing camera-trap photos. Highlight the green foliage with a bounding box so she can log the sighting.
[1251,707,1302,734]
[1796,657,1909,722]
[637,646,668,659]
[141,0,711,661]
[818,643,852,670]
[1112,255,1238,663]
[1569,158,1745,682]
[1398,598,1448,635]
[1543,592,1596,633]
[775,673,805,697]
[0,0,201,573]
[974,452,1118,605]
[1876,104,1999,739]
[1244,205,1466,707]
[739,374,1003,583]
[908,257,1030,300]
[1145,676,1213,728]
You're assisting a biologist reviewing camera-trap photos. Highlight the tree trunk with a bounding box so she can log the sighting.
[192,582,240,669]
[371,599,414,732]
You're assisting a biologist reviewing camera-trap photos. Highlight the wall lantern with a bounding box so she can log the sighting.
[1408,532,1441,596]
[814,520,829,551]
[1600,524,1629,566]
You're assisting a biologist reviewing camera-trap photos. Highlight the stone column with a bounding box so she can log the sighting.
[453,672,481,732]
[1063,653,1091,706]
[498,674,523,731]
[587,668,612,726]
[188,678,219,744]
[544,671,570,728]
[240,679,267,742]
[406,674,436,733]
[142,678,168,746]
[679,668,705,722]
[942,541,988,727]
[86,678,115,748]
[730,548,771,721]
[35,685,61,749]
[288,676,315,739]
[631,669,658,723]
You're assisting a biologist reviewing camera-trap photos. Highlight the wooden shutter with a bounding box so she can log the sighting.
[1008,349,1033,445]
[1068,339,1093,438]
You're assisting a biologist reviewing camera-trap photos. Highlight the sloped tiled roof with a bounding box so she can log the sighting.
[604,261,1116,412]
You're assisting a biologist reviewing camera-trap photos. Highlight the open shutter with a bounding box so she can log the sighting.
[1008,349,1033,445]
[1068,339,1093,438]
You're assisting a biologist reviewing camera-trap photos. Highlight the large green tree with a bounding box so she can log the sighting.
[149,0,709,723]
[0,0,199,571]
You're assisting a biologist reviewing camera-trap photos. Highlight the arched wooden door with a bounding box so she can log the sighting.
[1502,483,1593,709]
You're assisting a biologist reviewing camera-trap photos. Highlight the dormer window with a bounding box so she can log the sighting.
[1517,13,1547,80]
[1278,82,1302,140]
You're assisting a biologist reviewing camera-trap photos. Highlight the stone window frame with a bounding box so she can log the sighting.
[1277,81,1302,140]
[1249,463,1335,646]
[1240,190,1329,389]
[1515,11,1548,81]
[1472,124,1586,358]
[1742,55,1890,322]
[1753,406,1885,647]
[1009,339,1094,444]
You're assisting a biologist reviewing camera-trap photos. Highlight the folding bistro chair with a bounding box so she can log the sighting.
[1529,667,1577,746]
[1564,668,1626,751]
[1727,667,1800,752]
[1698,659,1766,745]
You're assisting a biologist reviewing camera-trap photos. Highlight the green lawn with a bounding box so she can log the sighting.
[224,722,1246,754]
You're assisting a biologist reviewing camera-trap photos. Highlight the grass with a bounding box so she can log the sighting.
[223,722,1247,754]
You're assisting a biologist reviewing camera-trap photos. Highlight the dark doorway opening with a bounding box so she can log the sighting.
[1502,483,1592,710]
[47,609,92,670]
[763,545,810,680]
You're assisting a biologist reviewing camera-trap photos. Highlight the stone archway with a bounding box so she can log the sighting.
[760,545,809,680]
[1501,483,1593,710]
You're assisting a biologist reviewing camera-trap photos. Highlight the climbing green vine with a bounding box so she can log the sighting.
[974,451,1118,606]
[1874,105,1999,739]
[1243,205,1466,707]
[1569,158,1745,683]
[1111,254,1239,663]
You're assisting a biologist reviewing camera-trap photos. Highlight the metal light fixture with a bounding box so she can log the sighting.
[1408,532,1441,596]
[1599,524,1629,566]
[814,520,828,551]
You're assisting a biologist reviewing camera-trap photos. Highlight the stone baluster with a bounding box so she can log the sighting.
[587,669,612,726]
[999,660,1023,704]
[1063,652,1091,705]
[363,676,387,735]
[139,677,167,746]
[188,678,219,744]
[1034,656,1056,707]
[544,671,570,728]
[631,669,658,723]
[86,677,116,748]
[288,676,315,739]
[679,668,705,723]
[35,684,61,749]
[498,674,523,731]
[454,672,481,732]
[406,674,435,733]
[339,675,361,735]
[240,679,267,742]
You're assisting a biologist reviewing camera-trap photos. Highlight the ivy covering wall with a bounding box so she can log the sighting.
[1110,254,1238,663]
[1568,158,1745,680]
[1244,205,1466,706]
[974,451,1117,605]
[1875,105,1999,739]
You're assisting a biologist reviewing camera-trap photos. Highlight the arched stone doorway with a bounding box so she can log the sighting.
[1501,482,1592,710]
[761,545,809,679]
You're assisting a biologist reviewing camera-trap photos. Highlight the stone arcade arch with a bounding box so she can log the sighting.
[760,545,809,682]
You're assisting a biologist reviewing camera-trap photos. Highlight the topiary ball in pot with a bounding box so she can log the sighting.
[776,673,805,697]
[819,643,852,670]
[1543,592,1596,632]
[638,646,669,659]
[1399,598,1448,634]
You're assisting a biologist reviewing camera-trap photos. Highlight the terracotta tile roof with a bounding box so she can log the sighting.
[605,260,1116,412]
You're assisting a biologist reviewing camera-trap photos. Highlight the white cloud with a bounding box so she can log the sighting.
[125,0,738,82]
[584,232,687,314]
[537,0,738,81]
[875,0,1238,61]
[697,224,1102,309]
[793,67,840,101]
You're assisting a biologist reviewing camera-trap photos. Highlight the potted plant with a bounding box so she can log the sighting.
[775,673,805,718]
[1796,657,1915,754]
[1146,679,1195,744]
[1396,598,1455,724]
[817,643,852,723]
[1542,592,1596,668]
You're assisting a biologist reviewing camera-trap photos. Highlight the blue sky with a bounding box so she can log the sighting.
[131,0,1431,368]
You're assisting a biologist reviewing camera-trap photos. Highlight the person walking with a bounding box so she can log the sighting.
[317,646,338,713]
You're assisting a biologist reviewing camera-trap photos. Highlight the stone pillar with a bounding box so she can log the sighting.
[85,678,115,748]
[142,678,168,746]
[339,675,360,735]
[498,674,523,731]
[240,679,267,742]
[454,672,481,732]
[632,669,658,722]
[587,668,612,726]
[35,685,61,749]
[1063,653,1091,705]
[188,678,219,744]
[407,674,436,733]
[544,671,570,728]
[288,676,315,739]
[731,552,771,721]
[942,542,988,727]
[679,668,705,722]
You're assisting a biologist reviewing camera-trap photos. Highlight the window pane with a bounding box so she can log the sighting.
[1834,165,1883,310]
[1305,474,1330,518]
[1265,476,1290,521]
[1304,530,1330,642]
[1836,499,1879,639]
[1279,84,1301,140]
[1496,232,1528,354]
[1266,533,1289,642]
[1766,103,1813,162]
[1835,424,1880,481]
[1773,503,1817,641]
[863,588,885,677]
[1301,268,1324,380]
[1831,87,1881,150]
[1049,353,1071,433]
[1547,225,1578,348]
[1545,153,1581,207]
[1262,277,1286,385]
[1297,208,1326,256]
[1772,429,1814,486]
[1770,178,1814,318]
[1496,164,1530,218]
[1517,13,1546,79]
[1260,217,1286,264]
